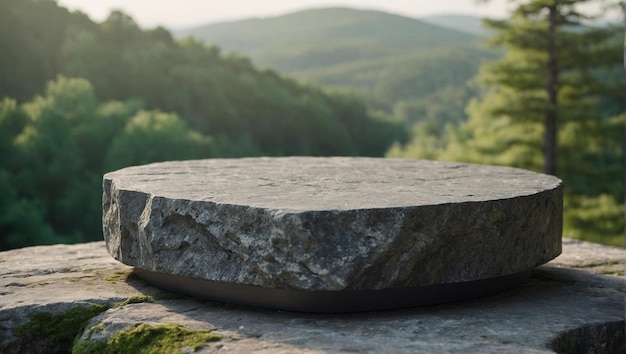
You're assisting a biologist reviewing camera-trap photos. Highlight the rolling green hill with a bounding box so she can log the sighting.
[420,15,489,36]
[176,7,497,128]
[176,7,478,66]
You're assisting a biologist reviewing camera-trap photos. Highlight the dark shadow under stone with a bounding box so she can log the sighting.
[135,268,532,313]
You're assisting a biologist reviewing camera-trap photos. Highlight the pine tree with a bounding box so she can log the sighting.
[460,0,624,244]
[391,0,624,244]
[474,0,622,176]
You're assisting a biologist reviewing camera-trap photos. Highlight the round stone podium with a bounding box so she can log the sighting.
[102,157,562,312]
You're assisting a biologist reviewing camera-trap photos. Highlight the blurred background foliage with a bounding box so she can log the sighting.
[0,0,623,250]
[388,0,624,246]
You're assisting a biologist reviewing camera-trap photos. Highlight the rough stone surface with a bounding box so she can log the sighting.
[102,157,563,291]
[0,240,623,353]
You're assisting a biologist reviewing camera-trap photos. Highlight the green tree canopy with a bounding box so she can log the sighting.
[60,10,406,156]
[0,0,95,101]
[0,76,219,250]
[390,0,624,245]
[105,110,215,171]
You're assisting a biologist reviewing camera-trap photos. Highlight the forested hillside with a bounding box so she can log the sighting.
[390,0,625,246]
[0,0,407,250]
[176,8,498,129]
[1,0,622,249]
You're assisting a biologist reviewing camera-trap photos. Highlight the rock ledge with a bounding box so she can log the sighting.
[0,239,623,353]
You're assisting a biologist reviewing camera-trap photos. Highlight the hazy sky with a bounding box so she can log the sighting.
[56,0,513,29]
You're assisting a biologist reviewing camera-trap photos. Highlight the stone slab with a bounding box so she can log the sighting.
[0,240,623,353]
[102,157,563,305]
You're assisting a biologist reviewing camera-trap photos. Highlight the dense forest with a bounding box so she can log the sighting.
[0,0,407,250]
[0,0,623,250]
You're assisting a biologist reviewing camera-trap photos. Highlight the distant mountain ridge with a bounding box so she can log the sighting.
[176,7,479,69]
[175,7,496,129]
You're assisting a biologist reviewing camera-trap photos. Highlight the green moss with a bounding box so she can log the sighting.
[73,323,221,354]
[12,294,162,351]
[104,269,137,283]
[13,296,206,353]
[85,322,105,340]
[111,292,187,308]
[13,303,110,349]
[113,295,156,308]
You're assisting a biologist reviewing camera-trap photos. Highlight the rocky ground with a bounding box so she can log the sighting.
[1,239,624,353]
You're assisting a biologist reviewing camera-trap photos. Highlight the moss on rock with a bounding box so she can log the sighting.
[11,295,178,353]
[72,323,221,354]
[112,295,155,308]
[13,303,110,350]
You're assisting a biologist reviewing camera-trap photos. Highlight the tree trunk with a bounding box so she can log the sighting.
[623,3,625,244]
[544,4,558,176]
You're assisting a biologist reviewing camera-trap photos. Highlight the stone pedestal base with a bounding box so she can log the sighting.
[102,157,562,311]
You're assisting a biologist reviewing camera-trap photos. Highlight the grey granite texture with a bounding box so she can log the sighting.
[102,157,563,291]
[0,240,623,353]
